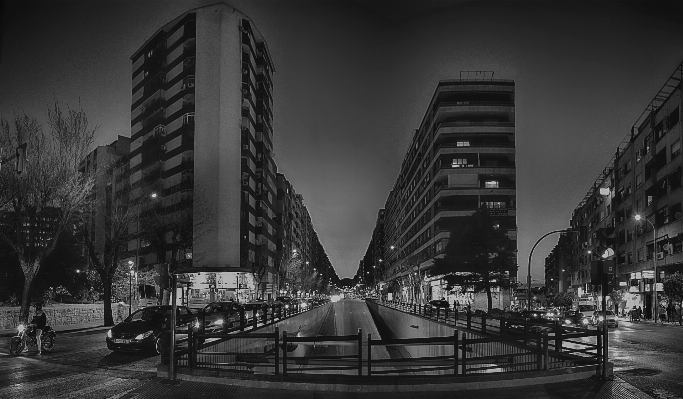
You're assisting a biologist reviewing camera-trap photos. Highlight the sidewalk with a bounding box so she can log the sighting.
[0,321,110,337]
[119,374,653,399]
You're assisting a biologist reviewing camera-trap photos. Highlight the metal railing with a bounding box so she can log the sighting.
[165,300,602,379]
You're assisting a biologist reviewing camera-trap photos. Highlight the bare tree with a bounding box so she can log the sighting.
[0,105,95,321]
[80,200,135,326]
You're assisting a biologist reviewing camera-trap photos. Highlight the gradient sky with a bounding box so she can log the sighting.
[2,1,683,280]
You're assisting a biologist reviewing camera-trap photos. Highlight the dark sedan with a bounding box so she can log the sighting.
[201,301,243,333]
[106,305,194,353]
[424,299,450,316]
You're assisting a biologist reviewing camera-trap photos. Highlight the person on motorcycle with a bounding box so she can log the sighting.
[24,303,47,355]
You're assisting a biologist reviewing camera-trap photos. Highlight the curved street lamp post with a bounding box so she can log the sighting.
[635,214,660,323]
[527,229,579,311]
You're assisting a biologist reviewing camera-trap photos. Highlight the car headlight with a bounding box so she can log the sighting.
[599,316,604,321]
[582,319,589,324]
[564,319,571,324]
[194,320,200,330]
[17,324,25,333]
[107,329,112,338]
[212,319,224,325]
[285,305,290,309]
[134,330,154,340]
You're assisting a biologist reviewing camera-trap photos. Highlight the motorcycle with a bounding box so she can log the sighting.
[8,323,56,355]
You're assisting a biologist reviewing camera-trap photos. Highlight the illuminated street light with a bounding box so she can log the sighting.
[635,214,660,323]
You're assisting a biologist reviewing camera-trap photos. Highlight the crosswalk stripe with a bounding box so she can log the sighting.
[53,377,131,398]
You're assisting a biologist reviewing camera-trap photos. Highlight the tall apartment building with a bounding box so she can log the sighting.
[381,72,517,301]
[552,60,683,317]
[358,209,385,289]
[129,4,277,302]
[129,4,335,302]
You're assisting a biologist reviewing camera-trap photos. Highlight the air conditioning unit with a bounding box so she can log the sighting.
[242,144,249,150]
[243,69,248,75]
[160,145,166,151]
[657,252,665,260]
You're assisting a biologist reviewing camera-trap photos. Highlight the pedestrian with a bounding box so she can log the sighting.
[667,302,675,324]
[629,306,637,322]
[637,306,643,321]
[659,304,667,323]
[115,301,126,323]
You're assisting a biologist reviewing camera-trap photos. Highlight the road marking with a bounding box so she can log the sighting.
[0,372,91,396]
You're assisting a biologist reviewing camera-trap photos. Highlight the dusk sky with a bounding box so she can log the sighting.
[2,1,683,280]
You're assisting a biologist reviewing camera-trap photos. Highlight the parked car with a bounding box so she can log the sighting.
[424,299,450,316]
[591,310,619,327]
[201,301,244,333]
[106,305,194,353]
[504,310,554,333]
[243,299,269,318]
[276,296,294,310]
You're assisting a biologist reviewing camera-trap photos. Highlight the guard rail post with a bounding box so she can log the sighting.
[367,333,372,377]
[467,312,472,330]
[252,309,258,329]
[543,330,549,370]
[536,333,543,370]
[282,330,288,377]
[357,328,363,376]
[555,320,562,353]
[240,309,246,332]
[274,327,279,376]
[453,331,459,375]
[461,332,467,375]
[481,313,487,333]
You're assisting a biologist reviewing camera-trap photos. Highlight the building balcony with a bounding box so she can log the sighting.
[436,102,514,120]
[434,184,515,196]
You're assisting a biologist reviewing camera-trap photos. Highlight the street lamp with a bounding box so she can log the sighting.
[527,229,579,311]
[127,260,134,315]
[635,214,659,323]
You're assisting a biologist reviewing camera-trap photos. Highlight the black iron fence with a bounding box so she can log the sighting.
[162,299,602,378]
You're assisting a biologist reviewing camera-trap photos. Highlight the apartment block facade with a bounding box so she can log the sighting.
[125,4,333,303]
[79,136,131,265]
[378,73,517,302]
[549,60,683,317]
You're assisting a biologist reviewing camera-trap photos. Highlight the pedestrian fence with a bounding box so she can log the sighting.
[165,300,603,378]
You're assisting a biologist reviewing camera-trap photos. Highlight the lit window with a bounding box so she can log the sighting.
[456,141,470,147]
[182,112,195,125]
[451,159,468,168]
[484,180,499,188]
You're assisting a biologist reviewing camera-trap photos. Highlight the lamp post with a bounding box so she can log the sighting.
[635,214,659,323]
[527,229,579,311]
[127,261,134,315]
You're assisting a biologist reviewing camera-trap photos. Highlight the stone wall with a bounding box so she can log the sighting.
[0,304,130,330]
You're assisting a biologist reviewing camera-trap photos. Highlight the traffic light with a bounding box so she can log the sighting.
[590,260,615,294]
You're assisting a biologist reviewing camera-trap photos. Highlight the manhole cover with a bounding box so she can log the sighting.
[619,368,661,376]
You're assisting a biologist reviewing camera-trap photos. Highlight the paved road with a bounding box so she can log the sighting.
[609,319,683,399]
[0,328,155,398]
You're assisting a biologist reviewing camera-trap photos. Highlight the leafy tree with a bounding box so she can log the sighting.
[609,289,626,315]
[550,292,575,308]
[663,272,683,302]
[0,105,95,321]
[430,208,518,312]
